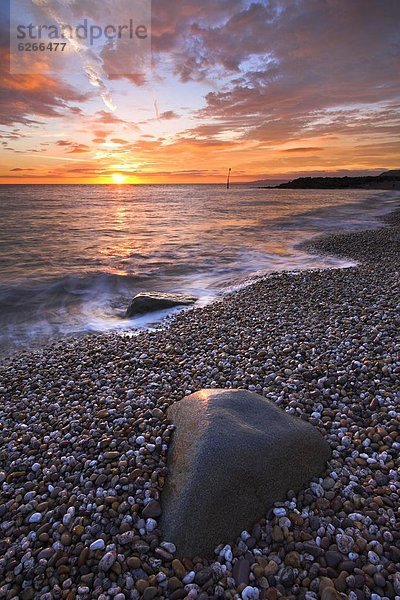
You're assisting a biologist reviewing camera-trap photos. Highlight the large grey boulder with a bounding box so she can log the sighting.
[126,292,197,317]
[161,389,331,558]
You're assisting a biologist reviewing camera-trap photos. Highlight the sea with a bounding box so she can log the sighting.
[0,184,399,355]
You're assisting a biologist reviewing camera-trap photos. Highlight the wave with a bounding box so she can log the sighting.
[1,187,399,354]
[0,272,149,313]
[0,272,162,351]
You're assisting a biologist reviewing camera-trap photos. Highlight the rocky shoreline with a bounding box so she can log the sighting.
[0,210,399,600]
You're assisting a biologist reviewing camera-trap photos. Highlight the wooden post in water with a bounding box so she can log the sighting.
[227,168,232,189]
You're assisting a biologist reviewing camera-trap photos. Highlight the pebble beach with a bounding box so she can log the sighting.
[0,209,399,600]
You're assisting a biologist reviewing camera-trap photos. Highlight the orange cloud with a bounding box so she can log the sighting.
[0,50,90,126]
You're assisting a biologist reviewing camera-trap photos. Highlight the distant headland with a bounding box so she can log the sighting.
[258,170,400,190]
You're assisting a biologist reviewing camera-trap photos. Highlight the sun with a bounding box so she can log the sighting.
[112,173,127,184]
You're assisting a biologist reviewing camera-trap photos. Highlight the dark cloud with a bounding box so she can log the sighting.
[10,167,35,172]
[55,140,90,153]
[281,147,324,153]
[159,0,400,145]
[160,110,179,120]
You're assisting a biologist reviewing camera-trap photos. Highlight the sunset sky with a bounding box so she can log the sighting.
[1,0,399,184]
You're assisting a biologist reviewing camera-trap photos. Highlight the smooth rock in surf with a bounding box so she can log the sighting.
[161,389,331,557]
[126,292,197,317]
